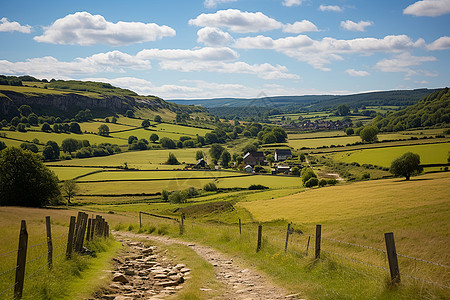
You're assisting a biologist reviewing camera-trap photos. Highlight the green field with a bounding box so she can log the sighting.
[79,121,134,133]
[78,170,246,181]
[333,142,450,167]
[49,167,104,181]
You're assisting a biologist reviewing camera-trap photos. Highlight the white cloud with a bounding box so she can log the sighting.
[159,60,300,80]
[427,36,450,50]
[197,27,234,46]
[0,17,31,33]
[204,0,237,8]
[235,34,423,70]
[0,51,150,78]
[137,47,238,61]
[375,53,436,76]
[403,0,450,17]
[319,5,343,12]
[34,11,175,46]
[188,9,282,33]
[340,20,373,32]
[283,20,319,33]
[346,69,370,76]
[282,0,303,7]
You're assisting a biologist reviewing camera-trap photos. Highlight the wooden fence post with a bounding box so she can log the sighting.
[384,232,400,284]
[284,223,291,252]
[73,212,83,247]
[95,215,101,236]
[86,218,92,242]
[45,216,53,269]
[315,224,321,259]
[179,213,185,235]
[14,220,28,300]
[256,225,262,252]
[74,213,88,252]
[239,218,242,235]
[106,223,109,238]
[90,218,95,240]
[139,212,142,229]
[305,235,311,256]
[66,216,76,259]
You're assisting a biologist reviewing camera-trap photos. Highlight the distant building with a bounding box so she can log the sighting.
[274,149,292,161]
[244,165,253,173]
[243,152,265,166]
[277,165,291,174]
[194,158,207,169]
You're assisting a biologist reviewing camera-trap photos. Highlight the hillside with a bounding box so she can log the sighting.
[0,76,206,120]
[372,87,449,131]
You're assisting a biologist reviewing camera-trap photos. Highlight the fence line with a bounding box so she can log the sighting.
[322,236,386,253]
[322,249,388,271]
[0,266,18,278]
[402,273,450,290]
[397,253,450,269]
[0,249,18,258]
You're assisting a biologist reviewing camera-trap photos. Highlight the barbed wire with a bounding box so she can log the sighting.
[402,273,450,290]
[25,250,49,265]
[397,253,450,269]
[0,249,18,258]
[322,237,386,253]
[322,249,388,271]
[28,240,48,249]
[0,266,18,278]
[0,282,17,298]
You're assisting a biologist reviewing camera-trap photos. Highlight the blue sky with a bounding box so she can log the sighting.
[0,0,449,99]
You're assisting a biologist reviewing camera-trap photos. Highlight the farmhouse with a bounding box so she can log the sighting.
[244,165,253,173]
[277,165,291,174]
[243,151,265,166]
[274,149,292,161]
[194,158,207,169]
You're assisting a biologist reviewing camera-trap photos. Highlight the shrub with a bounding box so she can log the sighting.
[169,191,187,204]
[291,166,300,176]
[186,187,199,197]
[362,172,371,179]
[248,184,269,190]
[305,177,319,188]
[327,179,338,185]
[166,152,180,165]
[204,182,218,191]
[301,167,317,184]
[319,179,328,187]
[161,189,169,201]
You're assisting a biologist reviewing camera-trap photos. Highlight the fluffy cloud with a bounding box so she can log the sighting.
[346,69,370,77]
[340,20,373,32]
[34,11,175,46]
[0,51,150,78]
[403,0,450,17]
[282,20,319,33]
[0,17,31,33]
[137,47,238,61]
[427,36,450,50]
[159,60,300,80]
[188,9,282,33]
[204,0,237,8]
[197,27,234,46]
[235,34,424,70]
[375,53,436,76]
[282,0,303,7]
[319,5,343,12]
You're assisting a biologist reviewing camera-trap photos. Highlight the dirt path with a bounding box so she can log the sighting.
[114,231,302,300]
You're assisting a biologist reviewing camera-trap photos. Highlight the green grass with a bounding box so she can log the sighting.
[78,170,246,181]
[49,167,104,181]
[333,142,450,167]
[79,121,135,133]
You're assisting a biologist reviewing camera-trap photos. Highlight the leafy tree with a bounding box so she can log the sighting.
[291,166,300,176]
[266,154,274,166]
[98,124,110,136]
[305,177,319,188]
[360,126,379,142]
[166,152,180,165]
[46,141,60,159]
[69,122,81,134]
[328,179,338,185]
[61,180,78,204]
[301,167,317,184]
[62,138,79,154]
[161,189,169,201]
[168,190,187,204]
[18,105,32,117]
[28,113,39,126]
[105,117,110,123]
[0,141,7,151]
[299,153,306,162]
[20,143,38,153]
[390,152,423,180]
[154,115,162,123]
[209,143,224,164]
[125,110,134,118]
[128,135,138,144]
[141,119,150,127]
[150,133,159,142]
[0,147,61,207]
[10,116,20,126]
[43,146,56,160]
[197,135,205,146]
[336,104,350,116]
[319,179,328,187]
[196,150,204,160]
[242,143,257,154]
[272,127,287,143]
[17,123,27,132]
[345,127,354,135]
[262,132,277,144]
[204,182,218,191]
[205,132,218,144]
[160,137,176,149]
[220,149,231,167]
[111,116,117,123]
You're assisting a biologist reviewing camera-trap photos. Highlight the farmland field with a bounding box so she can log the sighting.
[78,170,247,181]
[333,142,450,167]
[79,121,134,133]
[49,167,104,180]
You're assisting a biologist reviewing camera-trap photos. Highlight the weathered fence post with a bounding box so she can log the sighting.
[86,218,92,242]
[105,223,109,238]
[305,235,311,256]
[239,218,242,235]
[315,224,321,259]
[90,218,95,240]
[284,223,291,253]
[95,215,102,236]
[73,212,83,247]
[139,212,142,229]
[179,213,185,235]
[66,216,76,259]
[256,225,262,252]
[384,232,400,284]
[45,216,53,269]
[75,213,88,252]
[14,220,28,300]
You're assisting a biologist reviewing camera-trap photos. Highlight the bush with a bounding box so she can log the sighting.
[166,152,180,165]
[301,167,317,184]
[327,179,338,185]
[161,189,169,201]
[248,184,269,190]
[291,166,300,176]
[305,177,319,188]
[168,191,187,204]
[362,172,371,179]
[204,182,218,191]
[319,179,328,187]
[186,187,199,197]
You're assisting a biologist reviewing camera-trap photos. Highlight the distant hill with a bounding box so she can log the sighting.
[0,76,206,120]
[372,87,449,131]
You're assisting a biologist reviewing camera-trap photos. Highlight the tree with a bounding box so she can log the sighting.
[46,141,60,159]
[390,152,423,180]
[125,110,134,118]
[150,133,159,142]
[360,126,379,142]
[166,152,180,165]
[220,149,231,167]
[28,113,38,126]
[43,145,55,160]
[18,105,32,117]
[242,143,257,155]
[319,179,328,187]
[266,154,274,166]
[128,135,138,144]
[291,166,300,176]
[345,127,354,136]
[336,104,350,116]
[98,124,110,136]
[209,144,224,164]
[111,116,117,123]
[20,143,38,153]
[196,150,204,160]
[61,180,78,204]
[160,137,176,149]
[0,141,7,151]
[301,167,317,185]
[154,115,162,123]
[305,177,319,188]
[0,147,61,207]
[62,138,79,154]
[69,122,81,134]
[141,119,150,128]
[204,182,218,191]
